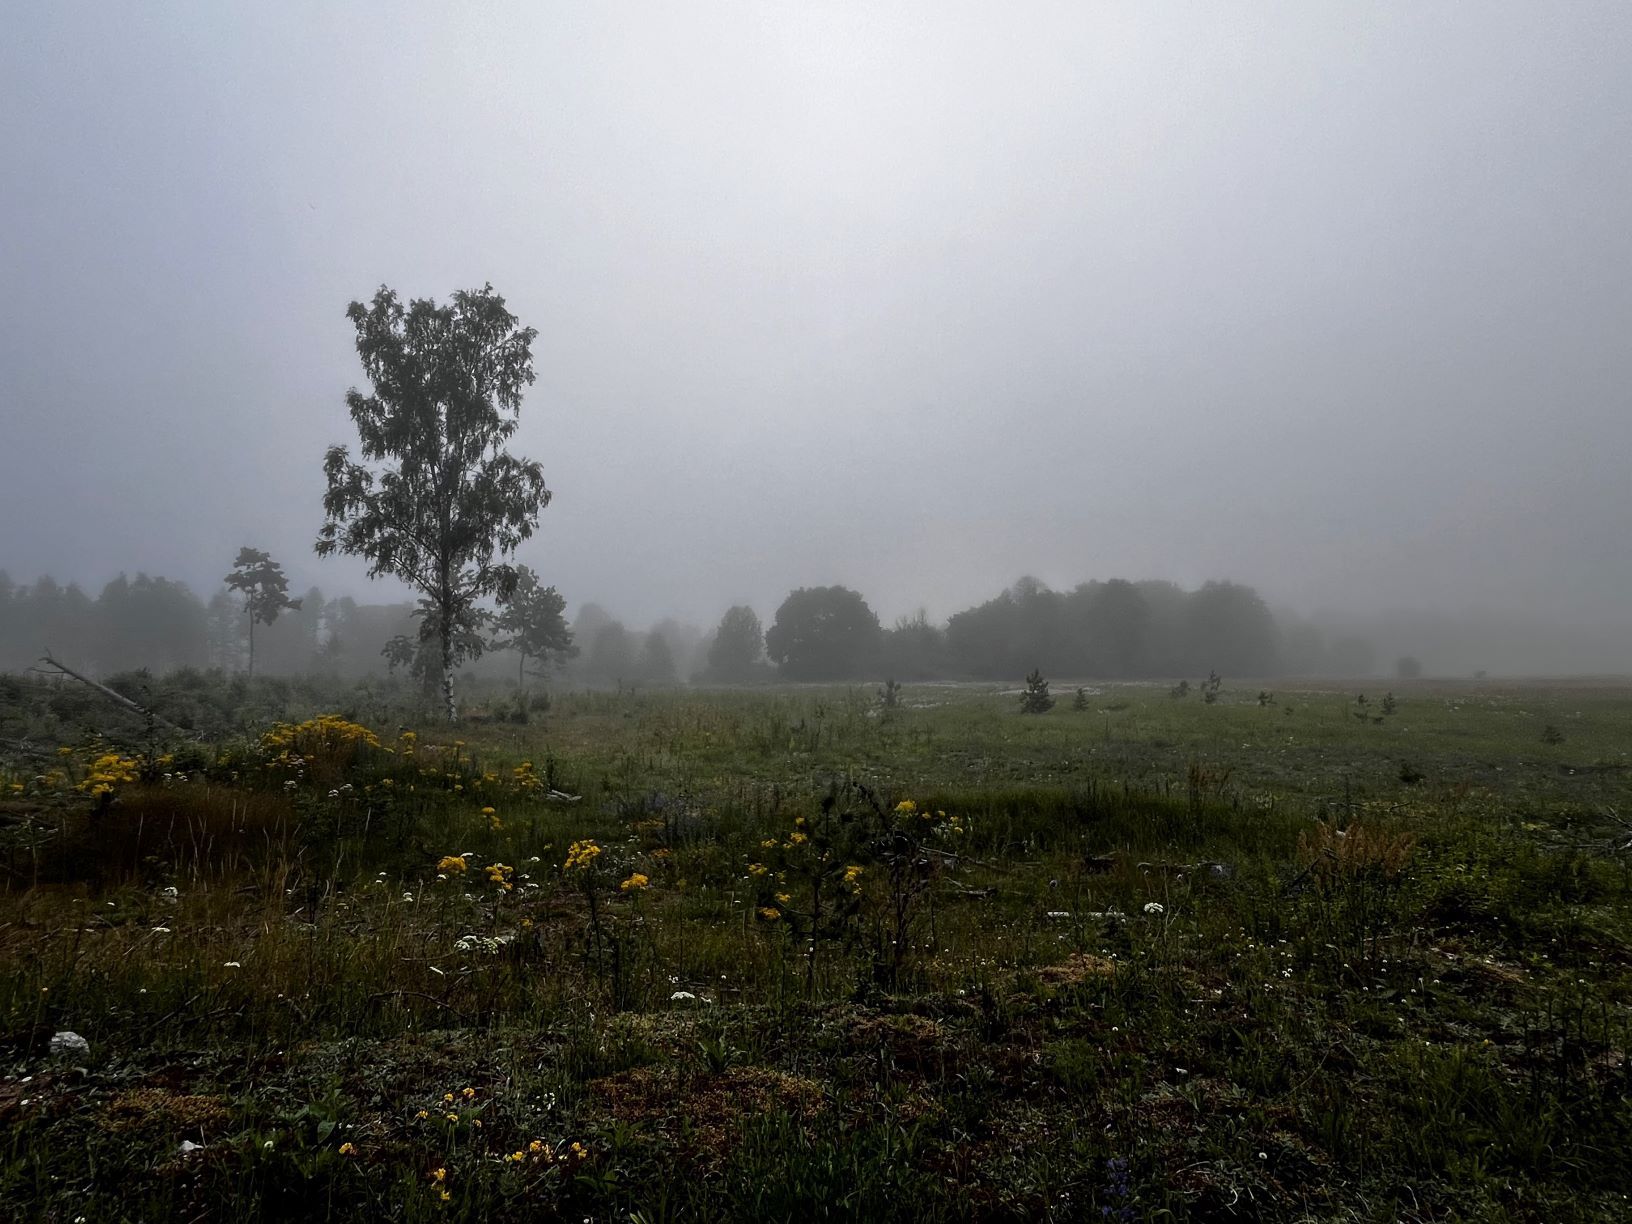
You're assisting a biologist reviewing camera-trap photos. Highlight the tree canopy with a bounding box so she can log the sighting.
[765,586,881,680]
[705,605,765,683]
[490,564,575,690]
[223,547,302,679]
[315,284,551,719]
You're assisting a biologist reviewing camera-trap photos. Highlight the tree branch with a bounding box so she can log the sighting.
[35,654,185,731]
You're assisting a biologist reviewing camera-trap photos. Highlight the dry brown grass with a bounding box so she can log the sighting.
[35,784,299,885]
[102,1088,233,1136]
[1035,951,1118,986]
[591,1065,825,1165]
[1297,819,1416,880]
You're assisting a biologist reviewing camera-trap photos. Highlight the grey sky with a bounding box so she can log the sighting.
[3,2,1629,634]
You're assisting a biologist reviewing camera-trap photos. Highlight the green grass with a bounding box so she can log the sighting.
[1,676,1630,1220]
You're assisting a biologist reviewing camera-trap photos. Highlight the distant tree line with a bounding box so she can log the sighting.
[712,575,1378,684]
[0,570,414,679]
[0,568,1380,686]
[737,577,1290,682]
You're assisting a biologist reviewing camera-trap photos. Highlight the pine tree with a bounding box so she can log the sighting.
[1020,668,1054,714]
[223,548,301,679]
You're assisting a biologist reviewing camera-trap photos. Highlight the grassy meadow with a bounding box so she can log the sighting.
[1,675,1630,1221]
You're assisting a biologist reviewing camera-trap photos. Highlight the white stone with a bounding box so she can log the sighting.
[49,1031,89,1059]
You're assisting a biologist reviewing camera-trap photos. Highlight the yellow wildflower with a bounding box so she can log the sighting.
[747,862,768,877]
[260,716,381,759]
[438,855,467,874]
[774,892,791,905]
[78,752,140,798]
[564,839,602,871]
[759,907,781,921]
[620,872,650,891]
[339,1142,357,1157]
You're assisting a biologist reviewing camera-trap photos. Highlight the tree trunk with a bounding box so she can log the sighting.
[440,625,457,723]
[247,614,255,680]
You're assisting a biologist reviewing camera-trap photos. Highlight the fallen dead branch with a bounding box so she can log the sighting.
[33,654,186,733]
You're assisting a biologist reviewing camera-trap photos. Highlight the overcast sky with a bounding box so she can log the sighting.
[3,2,1629,633]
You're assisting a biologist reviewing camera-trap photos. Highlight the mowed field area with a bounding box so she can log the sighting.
[2,675,1630,1221]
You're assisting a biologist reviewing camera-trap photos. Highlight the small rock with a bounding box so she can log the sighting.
[49,1031,89,1059]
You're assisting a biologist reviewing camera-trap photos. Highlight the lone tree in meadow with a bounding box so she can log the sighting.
[223,547,301,679]
[490,564,576,692]
[316,284,551,720]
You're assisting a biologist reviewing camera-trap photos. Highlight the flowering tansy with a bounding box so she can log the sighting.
[564,840,602,871]
[79,753,140,798]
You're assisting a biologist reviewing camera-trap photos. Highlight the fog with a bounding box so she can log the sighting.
[3,3,1630,673]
